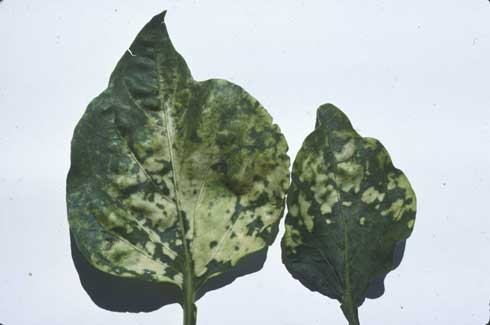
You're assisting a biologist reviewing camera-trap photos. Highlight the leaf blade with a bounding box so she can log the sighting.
[67,11,290,320]
[282,104,416,324]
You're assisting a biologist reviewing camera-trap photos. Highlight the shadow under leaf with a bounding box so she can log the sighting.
[365,239,407,300]
[70,232,267,312]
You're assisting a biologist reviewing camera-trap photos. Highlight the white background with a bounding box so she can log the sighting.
[1,0,489,324]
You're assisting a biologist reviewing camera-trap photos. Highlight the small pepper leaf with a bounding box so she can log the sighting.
[67,11,290,325]
[281,104,416,325]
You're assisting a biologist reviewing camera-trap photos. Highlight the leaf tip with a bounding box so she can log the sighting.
[315,103,353,131]
[151,10,168,24]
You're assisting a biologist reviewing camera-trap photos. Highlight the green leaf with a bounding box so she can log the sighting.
[281,104,416,325]
[67,11,290,325]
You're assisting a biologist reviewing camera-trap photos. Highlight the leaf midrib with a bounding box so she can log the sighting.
[155,52,195,293]
[323,128,353,303]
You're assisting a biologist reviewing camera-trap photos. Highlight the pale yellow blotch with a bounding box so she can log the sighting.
[212,223,265,269]
[320,185,339,214]
[209,185,283,275]
[161,242,178,260]
[191,184,272,276]
[104,241,182,286]
[146,226,162,243]
[132,218,177,260]
[384,173,416,221]
[283,224,303,252]
[299,155,323,183]
[326,218,334,225]
[360,217,366,225]
[387,174,398,190]
[397,174,417,212]
[405,196,416,212]
[191,192,237,276]
[97,206,129,229]
[336,161,363,193]
[124,191,178,232]
[407,219,415,229]
[342,201,352,207]
[173,273,184,285]
[299,157,314,183]
[144,156,166,173]
[132,129,174,196]
[113,171,145,188]
[334,139,356,161]
[361,187,385,204]
[311,174,328,204]
[299,193,314,232]
[381,199,404,220]
[365,161,371,176]
[108,212,118,224]
[145,241,156,255]
[332,129,353,140]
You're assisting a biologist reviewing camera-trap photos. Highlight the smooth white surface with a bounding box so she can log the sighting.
[1,0,489,324]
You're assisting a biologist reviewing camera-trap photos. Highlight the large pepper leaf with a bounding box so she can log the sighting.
[281,104,416,325]
[66,11,290,325]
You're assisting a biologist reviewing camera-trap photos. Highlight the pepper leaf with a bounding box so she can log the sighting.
[67,11,290,325]
[281,104,416,325]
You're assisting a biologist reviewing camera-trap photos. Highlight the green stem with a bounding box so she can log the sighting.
[182,275,196,325]
[340,293,360,325]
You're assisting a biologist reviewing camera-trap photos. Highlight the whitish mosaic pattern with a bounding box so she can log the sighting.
[67,12,290,321]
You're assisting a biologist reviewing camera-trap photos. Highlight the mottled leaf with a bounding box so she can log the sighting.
[281,104,416,325]
[67,11,290,325]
